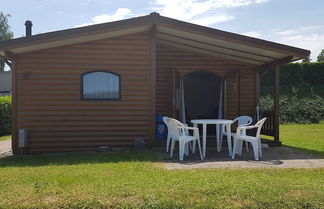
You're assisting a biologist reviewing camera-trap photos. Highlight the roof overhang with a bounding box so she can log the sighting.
[0,13,310,69]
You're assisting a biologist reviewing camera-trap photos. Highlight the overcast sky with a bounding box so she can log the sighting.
[2,0,324,60]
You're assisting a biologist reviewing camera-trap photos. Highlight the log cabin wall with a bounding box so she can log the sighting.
[238,69,257,116]
[14,33,152,153]
[156,45,257,120]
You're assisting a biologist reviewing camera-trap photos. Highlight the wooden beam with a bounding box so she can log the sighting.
[149,25,157,144]
[157,31,278,60]
[224,79,227,119]
[172,68,176,118]
[274,65,280,142]
[158,18,310,59]
[11,60,18,153]
[255,71,260,107]
[156,32,274,62]
[256,56,293,72]
[157,38,262,65]
[236,71,240,117]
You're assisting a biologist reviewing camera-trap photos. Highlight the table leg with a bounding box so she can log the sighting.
[202,124,207,157]
[216,124,220,152]
[226,124,232,156]
[192,123,198,153]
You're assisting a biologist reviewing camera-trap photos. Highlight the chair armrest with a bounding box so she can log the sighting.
[237,125,259,130]
[182,126,199,131]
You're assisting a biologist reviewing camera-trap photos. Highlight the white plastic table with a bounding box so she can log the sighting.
[191,119,233,157]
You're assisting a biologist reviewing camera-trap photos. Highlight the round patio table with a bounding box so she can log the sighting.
[191,119,233,157]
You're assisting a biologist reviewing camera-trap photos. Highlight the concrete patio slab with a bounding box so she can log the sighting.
[156,145,324,169]
[0,139,12,158]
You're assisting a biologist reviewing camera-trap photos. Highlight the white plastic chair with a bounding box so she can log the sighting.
[164,116,191,153]
[231,116,253,152]
[219,116,253,152]
[164,117,203,161]
[232,118,267,160]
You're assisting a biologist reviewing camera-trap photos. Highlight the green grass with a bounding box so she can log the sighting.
[262,122,324,155]
[0,152,323,208]
[0,124,323,208]
[280,121,324,156]
[0,135,10,141]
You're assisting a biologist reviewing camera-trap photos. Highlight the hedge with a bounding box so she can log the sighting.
[261,62,324,86]
[260,62,324,124]
[0,96,11,136]
[260,91,324,124]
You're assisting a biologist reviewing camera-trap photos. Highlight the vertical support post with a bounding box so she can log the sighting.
[172,68,176,118]
[274,65,280,142]
[5,52,18,153]
[255,71,260,121]
[255,71,260,107]
[223,79,227,119]
[149,25,157,144]
[236,71,240,117]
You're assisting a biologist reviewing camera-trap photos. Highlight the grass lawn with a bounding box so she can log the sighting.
[280,121,324,156]
[0,135,10,141]
[0,152,323,209]
[0,124,323,208]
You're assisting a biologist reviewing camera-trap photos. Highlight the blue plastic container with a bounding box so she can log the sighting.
[156,114,167,140]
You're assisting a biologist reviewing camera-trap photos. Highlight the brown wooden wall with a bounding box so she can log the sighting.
[156,45,257,120]
[12,33,259,153]
[14,33,152,153]
[238,69,257,116]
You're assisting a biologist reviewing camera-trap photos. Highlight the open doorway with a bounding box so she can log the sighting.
[182,71,223,135]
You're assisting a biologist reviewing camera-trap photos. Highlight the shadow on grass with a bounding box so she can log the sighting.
[281,145,324,157]
[0,144,323,168]
[0,151,159,168]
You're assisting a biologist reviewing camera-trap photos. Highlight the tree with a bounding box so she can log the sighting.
[302,55,311,63]
[317,49,324,62]
[0,12,13,72]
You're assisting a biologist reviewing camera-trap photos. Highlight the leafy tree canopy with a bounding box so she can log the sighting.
[0,12,13,72]
[317,49,324,62]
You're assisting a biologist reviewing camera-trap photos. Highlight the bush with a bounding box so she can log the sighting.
[279,94,324,124]
[261,62,324,87]
[260,88,324,124]
[0,96,11,135]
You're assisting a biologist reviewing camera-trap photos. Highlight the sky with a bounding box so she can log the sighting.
[2,0,324,61]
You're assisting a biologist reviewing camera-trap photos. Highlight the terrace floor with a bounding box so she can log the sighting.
[154,145,324,169]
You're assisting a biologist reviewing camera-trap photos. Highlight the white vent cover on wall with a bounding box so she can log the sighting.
[18,129,28,148]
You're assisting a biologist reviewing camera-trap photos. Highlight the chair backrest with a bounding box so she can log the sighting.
[163,117,186,138]
[233,116,253,127]
[162,116,169,128]
[255,117,267,138]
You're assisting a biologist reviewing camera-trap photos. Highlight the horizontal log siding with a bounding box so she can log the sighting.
[15,34,151,153]
[156,46,253,119]
[239,69,257,116]
[225,73,238,119]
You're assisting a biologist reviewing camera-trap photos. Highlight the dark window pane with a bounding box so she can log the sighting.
[83,72,120,100]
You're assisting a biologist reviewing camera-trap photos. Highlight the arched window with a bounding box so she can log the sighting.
[82,71,120,100]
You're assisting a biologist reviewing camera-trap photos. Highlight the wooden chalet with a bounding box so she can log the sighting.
[0,13,310,153]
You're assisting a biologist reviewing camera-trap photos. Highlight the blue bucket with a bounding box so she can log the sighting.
[156,114,167,140]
